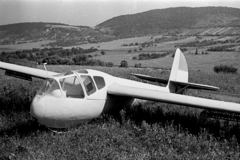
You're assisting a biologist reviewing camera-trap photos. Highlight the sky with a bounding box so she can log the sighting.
[1,0,240,27]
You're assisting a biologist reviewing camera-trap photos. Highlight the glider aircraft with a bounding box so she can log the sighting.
[0,48,240,128]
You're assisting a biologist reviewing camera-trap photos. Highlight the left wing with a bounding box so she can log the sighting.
[107,83,240,113]
[0,61,59,80]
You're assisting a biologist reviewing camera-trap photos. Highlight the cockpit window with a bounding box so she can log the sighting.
[64,71,74,76]
[38,79,62,98]
[93,76,105,90]
[81,75,96,96]
[77,70,88,74]
[59,76,85,98]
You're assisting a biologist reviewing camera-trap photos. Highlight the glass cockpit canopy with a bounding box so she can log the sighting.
[37,78,61,97]
[37,75,85,98]
[37,72,105,98]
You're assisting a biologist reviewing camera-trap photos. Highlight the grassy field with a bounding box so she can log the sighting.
[0,40,55,52]
[1,66,240,159]
[86,49,240,72]
[1,34,240,159]
[72,35,240,72]
[1,35,240,72]
[64,36,156,50]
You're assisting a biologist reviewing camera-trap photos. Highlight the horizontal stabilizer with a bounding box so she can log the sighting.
[131,73,219,91]
[170,81,219,91]
[131,73,168,84]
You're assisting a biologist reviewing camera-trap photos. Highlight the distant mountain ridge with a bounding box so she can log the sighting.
[96,7,240,37]
[0,22,114,46]
[1,7,240,45]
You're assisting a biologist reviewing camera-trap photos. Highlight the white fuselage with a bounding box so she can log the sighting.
[30,69,168,128]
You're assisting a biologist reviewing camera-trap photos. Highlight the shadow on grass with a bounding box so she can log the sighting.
[0,113,49,159]
[0,115,47,159]
[107,101,240,143]
[0,115,49,138]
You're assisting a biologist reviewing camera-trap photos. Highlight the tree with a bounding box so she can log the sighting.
[195,48,198,55]
[101,50,106,55]
[138,63,142,68]
[106,62,114,67]
[72,55,88,65]
[132,56,137,60]
[119,60,128,68]
[214,65,237,74]
[134,63,142,68]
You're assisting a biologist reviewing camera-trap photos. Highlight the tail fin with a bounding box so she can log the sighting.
[167,48,188,93]
[132,48,218,93]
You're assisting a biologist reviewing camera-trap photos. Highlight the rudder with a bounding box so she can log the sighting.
[167,48,188,93]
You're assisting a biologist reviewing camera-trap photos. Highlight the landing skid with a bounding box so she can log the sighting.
[47,127,70,134]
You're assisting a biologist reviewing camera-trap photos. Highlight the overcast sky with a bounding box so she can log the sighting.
[1,0,240,27]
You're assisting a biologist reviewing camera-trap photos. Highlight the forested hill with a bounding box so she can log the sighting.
[96,7,240,37]
[0,22,90,39]
[0,22,114,46]
[2,7,240,43]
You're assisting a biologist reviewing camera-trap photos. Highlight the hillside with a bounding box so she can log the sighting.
[96,7,240,37]
[1,7,240,47]
[0,22,115,46]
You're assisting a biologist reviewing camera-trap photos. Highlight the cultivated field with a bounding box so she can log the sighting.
[76,35,240,72]
[85,50,240,72]
[1,35,240,73]
[64,36,155,50]
[0,40,55,52]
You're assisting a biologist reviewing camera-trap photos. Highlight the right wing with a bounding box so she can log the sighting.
[0,61,59,80]
[107,83,240,113]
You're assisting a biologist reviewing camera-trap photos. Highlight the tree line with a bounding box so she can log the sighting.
[207,45,236,52]
[0,47,112,67]
[132,52,170,60]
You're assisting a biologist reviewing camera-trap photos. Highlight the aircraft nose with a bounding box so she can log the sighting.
[30,95,47,119]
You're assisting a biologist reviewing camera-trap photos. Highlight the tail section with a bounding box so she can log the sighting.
[167,48,188,93]
[131,48,219,93]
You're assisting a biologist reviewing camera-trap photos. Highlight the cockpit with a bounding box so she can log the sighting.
[37,70,106,99]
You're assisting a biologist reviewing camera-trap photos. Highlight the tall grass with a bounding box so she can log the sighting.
[0,66,240,159]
